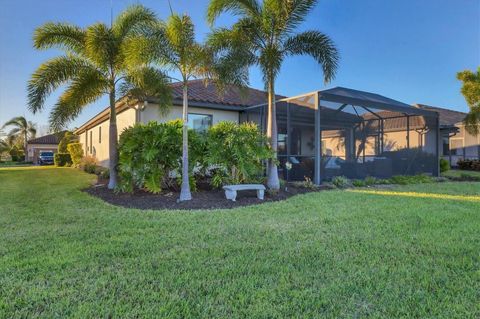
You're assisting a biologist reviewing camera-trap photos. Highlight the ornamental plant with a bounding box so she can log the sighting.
[117,120,206,193]
[206,121,274,188]
[67,142,83,167]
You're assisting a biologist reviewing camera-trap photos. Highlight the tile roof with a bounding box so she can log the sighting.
[415,104,467,126]
[28,133,61,145]
[167,79,283,107]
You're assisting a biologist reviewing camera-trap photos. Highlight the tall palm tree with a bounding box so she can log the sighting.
[457,67,480,135]
[2,116,37,158]
[127,13,247,201]
[28,5,171,189]
[207,0,339,189]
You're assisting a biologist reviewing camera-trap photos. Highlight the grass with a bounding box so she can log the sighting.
[0,167,479,318]
[443,169,480,180]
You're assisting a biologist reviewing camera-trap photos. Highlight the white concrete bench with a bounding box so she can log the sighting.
[223,184,266,202]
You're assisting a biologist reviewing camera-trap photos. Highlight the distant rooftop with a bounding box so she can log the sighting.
[27,133,61,145]
[415,104,467,126]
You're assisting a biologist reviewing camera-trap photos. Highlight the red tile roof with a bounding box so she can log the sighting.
[28,133,61,145]
[415,104,467,126]
[168,79,283,107]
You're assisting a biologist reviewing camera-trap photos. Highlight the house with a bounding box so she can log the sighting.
[414,104,480,166]
[26,133,61,162]
[75,80,443,183]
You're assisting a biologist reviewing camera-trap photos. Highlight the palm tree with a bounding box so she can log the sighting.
[127,13,247,201]
[207,0,339,189]
[457,67,480,135]
[28,5,171,189]
[2,116,37,159]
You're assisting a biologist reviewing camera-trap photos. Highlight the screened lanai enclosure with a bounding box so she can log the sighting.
[240,87,440,184]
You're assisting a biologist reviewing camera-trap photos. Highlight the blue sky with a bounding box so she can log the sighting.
[0,0,478,134]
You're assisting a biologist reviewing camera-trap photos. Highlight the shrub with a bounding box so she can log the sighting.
[206,121,274,188]
[95,166,110,179]
[58,131,78,153]
[457,159,480,171]
[440,158,450,173]
[54,153,72,167]
[332,176,350,188]
[352,179,366,187]
[117,120,206,193]
[387,174,435,185]
[80,156,97,174]
[67,143,83,167]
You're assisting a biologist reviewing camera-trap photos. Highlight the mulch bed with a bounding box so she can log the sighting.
[84,180,332,210]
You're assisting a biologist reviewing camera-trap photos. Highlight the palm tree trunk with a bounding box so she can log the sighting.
[179,82,192,201]
[266,78,280,189]
[24,131,28,162]
[108,89,119,189]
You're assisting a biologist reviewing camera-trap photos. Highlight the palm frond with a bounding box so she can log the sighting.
[85,23,116,70]
[464,107,480,136]
[284,30,339,83]
[49,69,108,131]
[112,4,156,39]
[120,66,172,111]
[282,0,318,35]
[33,22,86,54]
[207,0,261,25]
[28,55,95,113]
[2,116,27,129]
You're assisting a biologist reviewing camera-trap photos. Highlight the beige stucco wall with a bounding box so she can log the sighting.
[139,103,239,125]
[81,107,137,167]
[78,103,240,167]
[444,123,480,165]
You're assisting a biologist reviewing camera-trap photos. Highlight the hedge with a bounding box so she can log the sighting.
[54,153,72,167]
[67,143,83,167]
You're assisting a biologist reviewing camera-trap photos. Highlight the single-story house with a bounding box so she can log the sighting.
[414,104,480,166]
[74,80,448,184]
[26,133,61,162]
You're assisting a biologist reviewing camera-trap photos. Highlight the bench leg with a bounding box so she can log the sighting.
[257,189,264,200]
[225,190,237,201]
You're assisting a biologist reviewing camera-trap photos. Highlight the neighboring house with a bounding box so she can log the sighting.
[75,80,442,183]
[26,133,60,163]
[415,104,480,166]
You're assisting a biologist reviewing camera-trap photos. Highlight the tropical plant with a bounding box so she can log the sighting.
[125,12,247,200]
[2,116,37,159]
[206,121,274,187]
[67,142,84,167]
[207,0,339,189]
[457,67,480,135]
[117,120,206,193]
[58,131,78,153]
[27,4,171,189]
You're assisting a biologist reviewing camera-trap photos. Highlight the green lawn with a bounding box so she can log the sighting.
[443,169,480,179]
[1,167,479,318]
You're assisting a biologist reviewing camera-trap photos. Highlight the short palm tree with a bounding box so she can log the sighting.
[128,13,247,201]
[2,116,37,158]
[28,5,171,189]
[457,67,480,135]
[207,0,339,189]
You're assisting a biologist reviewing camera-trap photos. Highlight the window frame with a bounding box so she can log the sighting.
[187,113,213,133]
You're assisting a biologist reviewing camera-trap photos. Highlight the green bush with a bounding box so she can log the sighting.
[80,156,97,174]
[206,121,274,188]
[58,131,78,153]
[352,179,366,187]
[54,153,72,167]
[440,158,450,173]
[117,120,206,193]
[67,143,83,167]
[457,159,480,171]
[387,174,435,185]
[332,176,351,188]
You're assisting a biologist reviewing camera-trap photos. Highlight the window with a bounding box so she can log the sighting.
[99,127,102,143]
[89,131,93,154]
[188,113,212,133]
[442,137,450,156]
